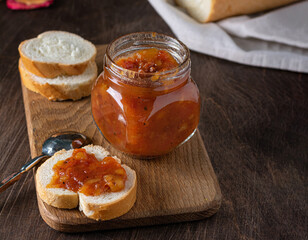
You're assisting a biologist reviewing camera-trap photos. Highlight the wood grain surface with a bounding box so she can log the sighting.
[21,45,221,232]
[0,0,307,239]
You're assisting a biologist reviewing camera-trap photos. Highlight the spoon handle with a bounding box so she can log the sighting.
[0,154,48,194]
[0,172,23,193]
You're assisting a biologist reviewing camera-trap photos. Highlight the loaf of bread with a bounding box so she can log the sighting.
[19,58,97,101]
[175,0,298,22]
[18,31,97,78]
[35,145,137,221]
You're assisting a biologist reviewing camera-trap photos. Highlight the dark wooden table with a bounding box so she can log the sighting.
[0,0,307,239]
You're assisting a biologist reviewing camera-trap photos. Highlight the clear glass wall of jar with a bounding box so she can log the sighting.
[91,32,200,157]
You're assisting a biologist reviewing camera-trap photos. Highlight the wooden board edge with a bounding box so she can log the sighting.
[37,192,221,233]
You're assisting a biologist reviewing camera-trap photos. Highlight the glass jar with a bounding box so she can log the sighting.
[91,32,200,157]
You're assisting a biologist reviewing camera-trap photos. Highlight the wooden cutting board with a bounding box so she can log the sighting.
[21,44,222,232]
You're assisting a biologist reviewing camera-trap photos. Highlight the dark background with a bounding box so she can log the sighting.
[0,0,307,239]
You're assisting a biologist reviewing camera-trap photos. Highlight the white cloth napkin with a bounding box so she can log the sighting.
[148,0,308,73]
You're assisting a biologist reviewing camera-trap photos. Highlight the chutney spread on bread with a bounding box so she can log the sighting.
[47,148,127,196]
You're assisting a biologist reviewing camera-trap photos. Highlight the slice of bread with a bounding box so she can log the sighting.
[175,0,298,22]
[18,31,97,78]
[35,145,137,221]
[19,58,97,101]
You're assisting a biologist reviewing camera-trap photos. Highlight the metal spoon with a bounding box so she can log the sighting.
[0,132,92,193]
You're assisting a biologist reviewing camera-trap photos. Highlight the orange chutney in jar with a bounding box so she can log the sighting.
[91,33,200,157]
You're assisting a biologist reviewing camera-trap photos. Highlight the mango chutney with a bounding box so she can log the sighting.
[47,149,127,196]
[91,33,200,157]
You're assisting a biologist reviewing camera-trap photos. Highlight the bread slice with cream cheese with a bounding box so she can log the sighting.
[18,31,97,78]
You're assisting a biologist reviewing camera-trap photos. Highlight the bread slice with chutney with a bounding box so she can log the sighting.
[35,145,137,221]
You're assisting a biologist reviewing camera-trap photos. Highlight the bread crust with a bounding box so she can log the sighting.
[36,149,79,209]
[35,145,137,221]
[176,0,298,22]
[19,59,97,101]
[36,178,79,209]
[18,31,97,78]
[209,0,298,22]
[79,166,137,221]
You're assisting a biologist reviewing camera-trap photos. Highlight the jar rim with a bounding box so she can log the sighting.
[105,32,190,84]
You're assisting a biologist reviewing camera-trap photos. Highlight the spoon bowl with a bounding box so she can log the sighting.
[42,132,92,156]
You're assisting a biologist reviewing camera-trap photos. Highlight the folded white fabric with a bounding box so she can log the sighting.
[148,0,308,73]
